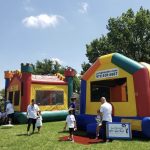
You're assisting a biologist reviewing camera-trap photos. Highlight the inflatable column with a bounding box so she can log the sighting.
[4,71,14,99]
[64,67,76,106]
[20,63,33,112]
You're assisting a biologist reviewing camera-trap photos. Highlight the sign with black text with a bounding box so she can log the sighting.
[96,68,119,79]
[106,122,132,139]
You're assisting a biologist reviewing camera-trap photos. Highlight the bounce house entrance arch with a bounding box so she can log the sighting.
[78,53,150,138]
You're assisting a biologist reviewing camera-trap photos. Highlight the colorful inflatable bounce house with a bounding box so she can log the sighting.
[4,63,75,123]
[78,53,150,138]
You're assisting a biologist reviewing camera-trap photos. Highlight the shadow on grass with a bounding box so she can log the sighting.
[16,132,39,136]
[58,130,69,133]
[16,133,28,136]
[0,128,13,130]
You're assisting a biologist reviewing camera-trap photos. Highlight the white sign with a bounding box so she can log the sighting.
[96,68,119,79]
[106,122,132,139]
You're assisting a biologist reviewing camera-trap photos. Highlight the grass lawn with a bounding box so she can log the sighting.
[0,121,150,150]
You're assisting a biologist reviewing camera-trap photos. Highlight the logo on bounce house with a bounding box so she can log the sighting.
[96,68,119,79]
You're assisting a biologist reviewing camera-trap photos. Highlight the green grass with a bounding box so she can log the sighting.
[0,121,150,150]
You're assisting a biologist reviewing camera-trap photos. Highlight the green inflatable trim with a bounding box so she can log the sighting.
[112,53,144,74]
[14,110,68,124]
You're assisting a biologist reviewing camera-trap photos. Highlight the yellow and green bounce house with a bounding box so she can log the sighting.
[77,53,150,138]
[4,64,75,123]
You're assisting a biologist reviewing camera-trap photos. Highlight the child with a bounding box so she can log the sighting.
[36,111,42,133]
[95,109,102,140]
[63,108,77,142]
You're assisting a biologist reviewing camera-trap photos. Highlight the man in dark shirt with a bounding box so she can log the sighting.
[69,96,76,116]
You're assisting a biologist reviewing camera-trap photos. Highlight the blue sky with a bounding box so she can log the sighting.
[0,0,150,90]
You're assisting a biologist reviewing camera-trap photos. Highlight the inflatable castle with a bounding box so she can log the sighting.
[4,63,75,123]
[77,53,150,138]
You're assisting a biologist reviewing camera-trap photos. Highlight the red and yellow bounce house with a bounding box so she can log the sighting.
[78,53,150,138]
[4,64,75,123]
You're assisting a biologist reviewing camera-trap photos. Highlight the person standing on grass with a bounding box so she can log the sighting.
[35,110,42,133]
[27,99,40,135]
[63,108,77,142]
[100,97,113,142]
[6,100,14,124]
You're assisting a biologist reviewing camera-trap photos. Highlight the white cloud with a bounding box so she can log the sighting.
[51,58,64,65]
[22,14,64,28]
[78,2,89,14]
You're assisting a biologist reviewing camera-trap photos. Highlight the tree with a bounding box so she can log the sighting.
[73,76,81,93]
[82,7,150,73]
[107,7,150,62]
[33,59,65,75]
[81,62,91,75]
[86,36,114,64]
[0,89,5,99]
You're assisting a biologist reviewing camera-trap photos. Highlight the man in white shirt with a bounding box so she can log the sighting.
[27,99,40,135]
[6,100,14,124]
[100,97,112,142]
